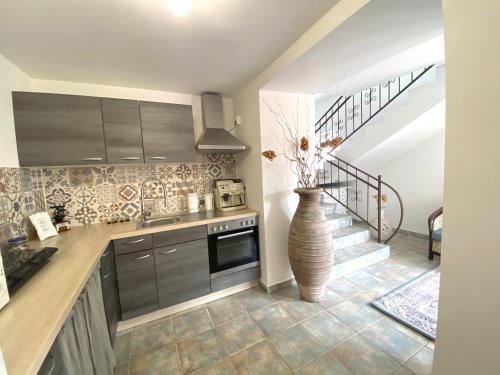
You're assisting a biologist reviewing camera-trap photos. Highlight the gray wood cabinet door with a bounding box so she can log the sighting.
[12,92,107,166]
[101,98,144,164]
[155,239,210,308]
[139,101,197,163]
[115,249,158,320]
[100,243,120,344]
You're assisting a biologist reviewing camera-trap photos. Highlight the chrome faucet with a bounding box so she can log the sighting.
[140,177,168,221]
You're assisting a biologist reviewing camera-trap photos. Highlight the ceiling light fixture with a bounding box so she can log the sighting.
[168,0,192,17]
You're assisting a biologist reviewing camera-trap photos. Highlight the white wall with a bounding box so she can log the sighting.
[0,54,32,167]
[433,1,500,374]
[374,132,445,234]
[259,90,315,286]
[233,0,368,287]
[32,79,234,140]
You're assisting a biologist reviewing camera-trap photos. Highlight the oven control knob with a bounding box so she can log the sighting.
[245,220,249,225]
[219,225,223,231]
[212,227,217,232]
[250,220,254,225]
[240,222,244,226]
[224,225,229,230]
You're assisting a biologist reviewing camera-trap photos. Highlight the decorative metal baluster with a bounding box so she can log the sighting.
[377,175,382,243]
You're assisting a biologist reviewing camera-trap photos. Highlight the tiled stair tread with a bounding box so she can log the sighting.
[331,240,390,279]
[326,213,352,221]
[333,241,389,265]
[332,225,369,238]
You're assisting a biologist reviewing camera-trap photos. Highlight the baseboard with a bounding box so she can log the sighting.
[117,280,258,332]
[260,278,294,294]
[398,228,428,239]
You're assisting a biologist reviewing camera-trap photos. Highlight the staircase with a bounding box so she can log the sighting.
[315,66,436,261]
[321,197,390,280]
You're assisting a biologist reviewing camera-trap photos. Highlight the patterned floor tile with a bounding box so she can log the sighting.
[230,341,290,375]
[404,346,434,375]
[207,296,247,325]
[327,278,362,299]
[114,363,129,375]
[192,358,236,375]
[393,366,415,375]
[177,329,228,374]
[295,352,353,375]
[273,286,324,321]
[332,336,401,375]
[173,307,214,340]
[114,333,132,364]
[328,301,381,333]
[346,271,383,290]
[216,315,266,354]
[269,324,326,370]
[237,287,276,313]
[319,288,346,308]
[130,318,175,355]
[250,303,296,337]
[302,312,357,349]
[360,319,425,364]
[129,343,179,375]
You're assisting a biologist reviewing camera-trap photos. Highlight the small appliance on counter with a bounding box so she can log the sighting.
[214,179,247,211]
[0,245,58,297]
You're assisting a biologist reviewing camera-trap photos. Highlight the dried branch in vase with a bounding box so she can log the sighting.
[261,99,343,188]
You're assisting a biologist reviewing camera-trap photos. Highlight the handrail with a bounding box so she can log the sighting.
[315,96,344,132]
[316,65,435,148]
[318,157,404,244]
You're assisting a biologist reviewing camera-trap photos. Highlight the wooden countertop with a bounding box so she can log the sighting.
[0,208,258,375]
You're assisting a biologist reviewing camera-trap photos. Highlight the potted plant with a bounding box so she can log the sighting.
[261,104,342,302]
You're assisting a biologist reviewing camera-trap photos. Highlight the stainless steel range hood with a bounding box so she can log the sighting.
[195,93,250,154]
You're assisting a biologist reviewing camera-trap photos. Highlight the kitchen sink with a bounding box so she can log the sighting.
[141,216,182,228]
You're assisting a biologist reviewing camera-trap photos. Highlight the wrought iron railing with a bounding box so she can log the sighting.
[313,67,435,243]
[317,156,403,244]
[316,65,435,148]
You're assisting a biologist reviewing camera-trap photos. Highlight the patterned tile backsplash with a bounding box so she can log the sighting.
[0,154,236,243]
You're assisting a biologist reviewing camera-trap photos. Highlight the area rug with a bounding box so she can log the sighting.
[371,268,440,340]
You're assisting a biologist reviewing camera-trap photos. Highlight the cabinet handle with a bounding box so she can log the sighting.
[81,157,104,161]
[120,157,141,161]
[158,249,177,255]
[149,156,166,160]
[127,238,145,244]
[133,254,151,260]
[103,272,112,279]
[217,230,254,240]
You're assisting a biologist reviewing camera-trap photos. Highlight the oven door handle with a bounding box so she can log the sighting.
[217,230,254,240]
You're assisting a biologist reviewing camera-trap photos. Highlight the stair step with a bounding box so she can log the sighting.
[332,225,370,250]
[330,241,390,280]
[326,213,352,230]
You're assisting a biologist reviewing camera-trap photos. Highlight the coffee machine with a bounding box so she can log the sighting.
[214,179,247,211]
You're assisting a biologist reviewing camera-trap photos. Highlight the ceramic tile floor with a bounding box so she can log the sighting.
[113,233,439,375]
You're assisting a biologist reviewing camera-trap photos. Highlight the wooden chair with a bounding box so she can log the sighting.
[428,207,443,260]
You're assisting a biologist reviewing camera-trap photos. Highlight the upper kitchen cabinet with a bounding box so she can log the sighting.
[139,101,197,163]
[101,98,144,164]
[12,92,107,166]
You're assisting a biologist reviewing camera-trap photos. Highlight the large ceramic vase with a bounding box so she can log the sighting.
[288,188,333,302]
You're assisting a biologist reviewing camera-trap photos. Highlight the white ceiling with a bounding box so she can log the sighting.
[265,0,443,95]
[0,0,337,95]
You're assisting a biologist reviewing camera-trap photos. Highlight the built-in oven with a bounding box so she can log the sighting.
[207,216,259,278]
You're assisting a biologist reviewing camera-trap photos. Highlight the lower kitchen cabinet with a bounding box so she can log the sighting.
[115,249,158,320]
[155,239,210,308]
[99,243,121,344]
